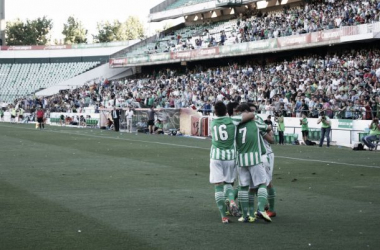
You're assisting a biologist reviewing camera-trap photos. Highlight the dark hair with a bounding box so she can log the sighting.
[214,101,227,117]
[226,102,239,116]
[236,103,250,113]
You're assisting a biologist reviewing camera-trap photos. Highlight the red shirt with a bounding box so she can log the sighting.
[37,110,44,118]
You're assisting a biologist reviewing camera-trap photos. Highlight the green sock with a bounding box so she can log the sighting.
[248,190,255,216]
[267,187,276,212]
[235,186,242,211]
[238,186,249,218]
[224,183,235,202]
[233,187,239,200]
[257,184,268,212]
[215,185,226,218]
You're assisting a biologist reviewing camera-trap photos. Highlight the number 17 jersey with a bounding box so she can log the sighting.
[210,116,242,161]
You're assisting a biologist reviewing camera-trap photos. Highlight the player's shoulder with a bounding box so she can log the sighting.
[212,116,232,123]
[238,118,255,128]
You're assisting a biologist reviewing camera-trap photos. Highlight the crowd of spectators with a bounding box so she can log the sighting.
[5,47,380,121]
[232,0,380,42]
[150,0,380,54]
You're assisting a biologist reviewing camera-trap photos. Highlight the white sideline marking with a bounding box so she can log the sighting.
[1,123,380,169]
[275,156,380,169]
[0,124,207,150]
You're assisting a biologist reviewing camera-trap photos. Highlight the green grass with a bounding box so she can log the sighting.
[0,123,380,250]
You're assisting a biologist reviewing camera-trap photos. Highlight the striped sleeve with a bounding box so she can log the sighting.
[256,121,268,132]
[255,116,264,123]
[260,131,268,137]
[231,115,242,126]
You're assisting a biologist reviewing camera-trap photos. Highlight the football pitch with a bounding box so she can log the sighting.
[1,123,380,250]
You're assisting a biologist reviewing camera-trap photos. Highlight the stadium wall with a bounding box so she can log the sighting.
[164,110,376,147]
[0,109,372,147]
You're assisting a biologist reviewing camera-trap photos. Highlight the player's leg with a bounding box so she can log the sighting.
[215,184,228,223]
[248,188,256,217]
[223,183,235,206]
[251,163,271,222]
[237,166,255,223]
[266,153,276,217]
[267,182,276,217]
[210,160,228,223]
[238,186,251,220]
[224,160,240,217]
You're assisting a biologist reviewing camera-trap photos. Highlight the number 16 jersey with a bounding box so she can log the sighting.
[210,115,242,161]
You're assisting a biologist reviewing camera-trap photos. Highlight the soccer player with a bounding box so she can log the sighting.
[10,107,16,123]
[261,130,276,218]
[210,101,254,224]
[36,107,45,129]
[18,107,24,123]
[254,112,276,217]
[235,103,272,223]
[300,112,309,142]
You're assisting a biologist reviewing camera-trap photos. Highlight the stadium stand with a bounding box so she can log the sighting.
[10,46,380,120]
[122,0,380,57]
[0,62,100,103]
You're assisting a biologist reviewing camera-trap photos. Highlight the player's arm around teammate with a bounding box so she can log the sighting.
[235,104,272,223]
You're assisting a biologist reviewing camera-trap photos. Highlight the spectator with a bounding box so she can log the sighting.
[154,119,164,134]
[362,117,380,150]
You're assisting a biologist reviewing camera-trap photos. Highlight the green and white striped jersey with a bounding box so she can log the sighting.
[210,115,242,161]
[236,120,268,167]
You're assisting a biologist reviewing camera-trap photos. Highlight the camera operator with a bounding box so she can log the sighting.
[275,112,285,145]
[362,117,380,151]
[317,111,331,147]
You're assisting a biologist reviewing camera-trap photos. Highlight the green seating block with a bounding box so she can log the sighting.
[284,134,292,144]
